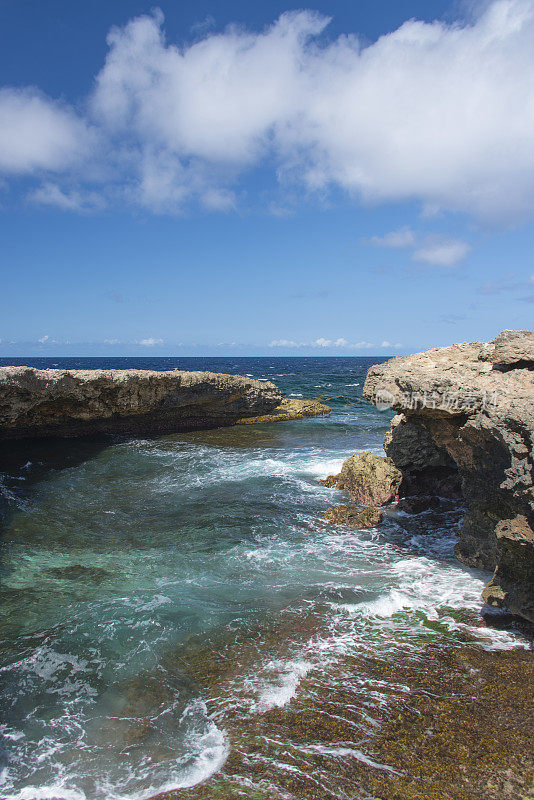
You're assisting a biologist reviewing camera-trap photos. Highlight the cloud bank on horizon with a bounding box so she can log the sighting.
[1,0,534,220]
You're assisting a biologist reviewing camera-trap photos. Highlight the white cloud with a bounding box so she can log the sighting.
[367,228,416,248]
[38,334,49,343]
[29,183,105,212]
[201,188,236,212]
[0,88,94,175]
[138,337,163,346]
[103,338,120,344]
[269,337,378,349]
[3,2,534,218]
[89,1,534,218]
[413,238,471,267]
[366,226,471,267]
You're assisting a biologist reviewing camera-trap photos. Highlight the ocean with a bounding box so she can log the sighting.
[0,357,524,800]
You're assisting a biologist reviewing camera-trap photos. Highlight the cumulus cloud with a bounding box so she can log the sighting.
[138,337,163,346]
[2,1,534,218]
[0,88,94,174]
[413,238,471,267]
[366,227,471,267]
[366,228,416,248]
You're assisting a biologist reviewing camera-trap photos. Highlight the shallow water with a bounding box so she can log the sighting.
[0,357,525,800]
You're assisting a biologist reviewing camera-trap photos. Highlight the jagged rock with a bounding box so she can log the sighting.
[363,329,534,622]
[483,329,534,368]
[321,451,402,506]
[0,367,282,439]
[237,397,330,424]
[323,505,383,528]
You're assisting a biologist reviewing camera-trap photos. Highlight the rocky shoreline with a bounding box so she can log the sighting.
[321,330,534,625]
[0,367,282,439]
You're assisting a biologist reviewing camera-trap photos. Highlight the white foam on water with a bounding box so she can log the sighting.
[246,659,313,713]
[298,744,402,774]
[2,787,87,800]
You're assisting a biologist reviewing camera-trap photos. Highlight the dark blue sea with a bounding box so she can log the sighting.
[0,358,521,800]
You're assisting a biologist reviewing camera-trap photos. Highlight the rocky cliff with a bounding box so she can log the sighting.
[0,367,282,439]
[363,330,534,623]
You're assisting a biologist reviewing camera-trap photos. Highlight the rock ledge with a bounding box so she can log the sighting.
[0,367,282,439]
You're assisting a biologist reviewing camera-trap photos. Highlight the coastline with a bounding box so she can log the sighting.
[0,347,532,800]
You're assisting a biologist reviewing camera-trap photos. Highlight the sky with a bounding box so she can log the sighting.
[0,0,533,357]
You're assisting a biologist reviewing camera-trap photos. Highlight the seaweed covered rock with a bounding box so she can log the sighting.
[321,451,402,506]
[323,505,384,528]
[237,397,330,424]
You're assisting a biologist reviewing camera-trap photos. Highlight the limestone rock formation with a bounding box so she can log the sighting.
[0,367,282,439]
[237,397,330,424]
[363,330,534,622]
[321,451,402,506]
[483,329,534,368]
[323,505,384,528]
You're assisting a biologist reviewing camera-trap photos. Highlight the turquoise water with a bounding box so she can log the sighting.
[0,358,522,800]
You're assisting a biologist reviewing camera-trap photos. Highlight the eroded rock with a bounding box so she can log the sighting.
[0,367,282,439]
[323,505,384,528]
[484,329,534,368]
[321,451,402,506]
[363,329,534,622]
[237,397,330,424]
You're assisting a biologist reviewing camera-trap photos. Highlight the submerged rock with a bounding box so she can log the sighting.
[43,565,111,582]
[363,329,534,623]
[237,397,330,424]
[321,451,402,506]
[323,505,383,528]
[0,367,282,439]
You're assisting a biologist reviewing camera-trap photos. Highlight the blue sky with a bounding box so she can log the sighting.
[0,0,533,356]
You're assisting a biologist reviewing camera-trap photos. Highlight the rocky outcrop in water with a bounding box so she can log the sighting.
[321,451,402,506]
[237,397,331,424]
[323,505,384,528]
[0,367,282,439]
[363,330,534,623]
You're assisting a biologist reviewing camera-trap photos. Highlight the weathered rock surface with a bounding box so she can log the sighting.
[321,451,402,506]
[363,330,534,622]
[323,505,384,528]
[237,397,330,424]
[0,367,282,439]
[483,329,534,368]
